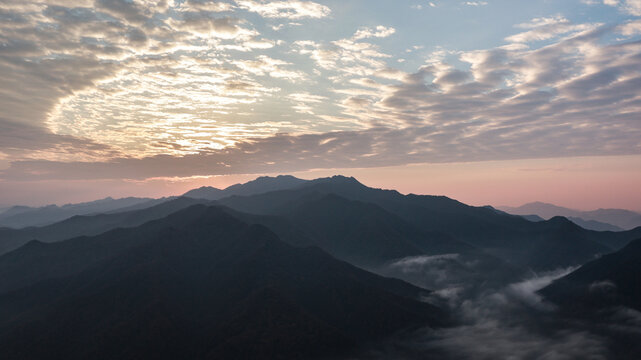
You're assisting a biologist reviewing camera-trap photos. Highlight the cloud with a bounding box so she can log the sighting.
[95,0,150,25]
[507,267,576,310]
[353,26,396,40]
[232,55,306,80]
[169,13,248,39]
[413,2,437,9]
[178,0,235,12]
[463,1,488,6]
[235,0,330,19]
[506,16,597,43]
[0,129,401,180]
[0,119,117,161]
[0,0,300,161]
[416,325,608,360]
[588,280,617,293]
[584,0,641,15]
[363,263,613,359]
[623,0,641,15]
[619,19,641,35]
[0,3,640,183]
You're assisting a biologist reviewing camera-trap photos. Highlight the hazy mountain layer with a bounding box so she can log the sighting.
[0,205,445,360]
[217,176,641,271]
[0,197,210,255]
[500,202,641,231]
[0,196,156,229]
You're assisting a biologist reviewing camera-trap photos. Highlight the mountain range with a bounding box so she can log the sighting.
[215,176,641,271]
[183,175,309,200]
[3,176,641,271]
[0,196,161,229]
[0,205,445,359]
[2,175,641,358]
[499,202,641,231]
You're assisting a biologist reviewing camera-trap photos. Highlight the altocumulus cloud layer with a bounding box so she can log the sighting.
[0,0,640,180]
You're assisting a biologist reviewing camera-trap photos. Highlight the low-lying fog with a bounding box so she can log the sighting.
[357,254,641,360]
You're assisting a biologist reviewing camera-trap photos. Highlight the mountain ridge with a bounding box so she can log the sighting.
[183,175,308,200]
[0,196,157,229]
[499,202,641,230]
[0,204,446,359]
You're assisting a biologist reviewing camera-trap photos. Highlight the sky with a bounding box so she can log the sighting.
[0,0,640,210]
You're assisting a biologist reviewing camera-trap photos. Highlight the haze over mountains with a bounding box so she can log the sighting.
[0,206,444,359]
[500,202,641,231]
[0,175,308,230]
[1,175,640,359]
[0,196,166,229]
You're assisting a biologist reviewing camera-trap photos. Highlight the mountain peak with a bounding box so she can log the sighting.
[312,175,364,187]
[184,175,308,200]
[547,216,577,227]
[331,174,360,182]
[548,215,572,222]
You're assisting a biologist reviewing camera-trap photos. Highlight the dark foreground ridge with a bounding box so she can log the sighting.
[539,238,641,359]
[0,205,445,360]
[541,237,641,313]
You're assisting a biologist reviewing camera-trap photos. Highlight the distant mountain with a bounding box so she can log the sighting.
[0,197,209,255]
[0,205,32,217]
[182,186,224,200]
[3,175,641,273]
[0,205,445,359]
[0,189,522,292]
[566,217,623,232]
[0,196,156,229]
[103,196,177,213]
[183,175,308,200]
[511,212,619,232]
[499,202,641,231]
[0,192,474,270]
[217,176,641,271]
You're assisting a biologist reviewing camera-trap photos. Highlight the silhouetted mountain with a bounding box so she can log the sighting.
[0,193,462,267]
[207,184,520,290]
[539,238,641,359]
[183,175,308,200]
[217,176,641,271]
[499,202,641,230]
[0,197,209,255]
[540,237,641,313]
[182,186,224,200]
[0,205,445,360]
[0,197,155,229]
[261,193,473,267]
[103,196,178,213]
[521,214,545,222]
[0,188,521,292]
[3,176,639,272]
